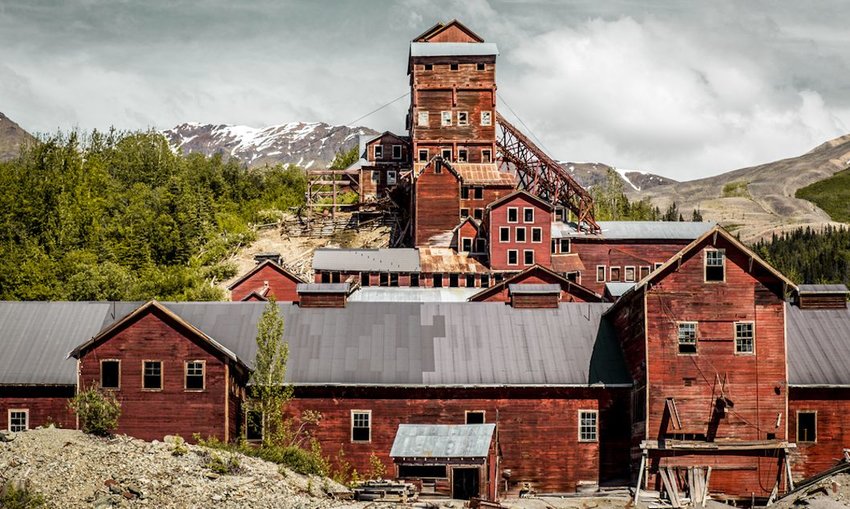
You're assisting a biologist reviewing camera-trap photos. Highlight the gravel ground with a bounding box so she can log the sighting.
[0,427,362,509]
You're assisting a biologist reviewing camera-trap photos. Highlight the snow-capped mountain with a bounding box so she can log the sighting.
[163,122,378,169]
[561,161,676,193]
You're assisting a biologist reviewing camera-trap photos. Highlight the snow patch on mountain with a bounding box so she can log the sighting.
[163,121,378,169]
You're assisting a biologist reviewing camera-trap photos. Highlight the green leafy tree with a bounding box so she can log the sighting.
[69,386,121,436]
[329,145,359,170]
[249,297,293,446]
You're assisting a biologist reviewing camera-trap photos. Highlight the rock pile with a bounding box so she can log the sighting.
[0,427,359,509]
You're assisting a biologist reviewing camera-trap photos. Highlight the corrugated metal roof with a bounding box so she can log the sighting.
[798,284,849,294]
[508,284,560,295]
[418,247,490,274]
[551,221,715,240]
[349,287,480,302]
[410,42,499,57]
[551,254,585,273]
[297,283,350,294]
[604,283,635,298]
[413,162,515,185]
[786,303,850,386]
[390,424,495,458]
[0,302,116,385]
[313,248,420,272]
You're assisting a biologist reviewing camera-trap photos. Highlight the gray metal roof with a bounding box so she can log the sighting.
[410,42,499,58]
[551,221,715,240]
[296,283,350,294]
[604,283,635,298]
[798,284,849,294]
[1,301,630,387]
[0,302,117,385]
[390,424,495,459]
[349,287,480,303]
[508,284,560,295]
[312,248,421,273]
[786,303,850,386]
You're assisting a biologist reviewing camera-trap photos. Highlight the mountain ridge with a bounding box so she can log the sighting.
[0,112,35,161]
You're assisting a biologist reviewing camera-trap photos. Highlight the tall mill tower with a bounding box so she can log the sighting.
[407,20,498,165]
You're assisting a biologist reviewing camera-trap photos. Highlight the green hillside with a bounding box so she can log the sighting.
[795,168,850,223]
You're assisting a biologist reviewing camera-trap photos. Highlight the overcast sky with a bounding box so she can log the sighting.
[2,0,849,180]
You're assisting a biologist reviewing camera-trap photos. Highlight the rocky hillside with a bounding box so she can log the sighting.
[164,122,377,169]
[561,161,677,191]
[0,112,35,161]
[630,134,850,241]
[0,427,356,509]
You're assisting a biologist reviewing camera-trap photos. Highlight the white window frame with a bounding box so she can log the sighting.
[596,265,606,283]
[351,410,372,443]
[531,227,542,243]
[677,322,698,355]
[441,148,452,161]
[797,410,817,443]
[457,148,468,162]
[624,266,636,282]
[441,111,452,127]
[515,226,526,243]
[499,227,510,243]
[507,207,518,223]
[387,170,397,186]
[465,410,486,424]
[8,409,28,432]
[482,149,492,163]
[578,410,598,442]
[523,207,535,223]
[457,111,469,126]
[461,237,472,253]
[560,239,570,253]
[142,360,163,391]
[392,145,402,160]
[705,249,726,283]
[184,360,206,391]
[417,111,429,127]
[473,208,484,220]
[481,111,492,126]
[460,208,469,219]
[371,170,380,183]
[100,359,121,390]
[418,148,429,162]
[507,249,518,266]
[610,266,621,282]
[523,249,534,266]
[735,321,755,355]
[374,145,383,159]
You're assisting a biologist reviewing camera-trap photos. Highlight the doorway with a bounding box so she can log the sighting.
[452,467,480,500]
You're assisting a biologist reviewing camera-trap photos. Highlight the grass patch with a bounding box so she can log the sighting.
[722,181,751,199]
[195,435,329,477]
[796,168,850,223]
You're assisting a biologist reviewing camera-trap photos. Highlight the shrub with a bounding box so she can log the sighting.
[0,479,47,508]
[206,451,241,475]
[195,434,329,477]
[368,452,387,480]
[68,386,121,436]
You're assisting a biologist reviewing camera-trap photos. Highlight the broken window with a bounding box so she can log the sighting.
[8,410,28,432]
[374,145,383,159]
[466,411,485,424]
[185,361,205,390]
[441,148,452,161]
[735,322,754,354]
[677,322,697,354]
[417,111,429,127]
[379,273,389,287]
[423,64,433,71]
[371,170,379,183]
[418,149,429,162]
[481,149,492,163]
[465,274,476,287]
[101,360,120,389]
[387,170,397,186]
[507,250,518,265]
[360,272,370,287]
[143,361,162,390]
[450,63,459,71]
[579,410,598,442]
[458,112,469,126]
[460,208,469,218]
[560,239,570,253]
[705,249,725,282]
[351,410,371,442]
[480,111,492,126]
[390,273,399,287]
[461,186,470,200]
[441,111,452,127]
[457,148,468,162]
[797,411,816,442]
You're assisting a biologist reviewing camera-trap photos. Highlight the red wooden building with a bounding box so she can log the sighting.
[486,190,553,271]
[228,258,305,302]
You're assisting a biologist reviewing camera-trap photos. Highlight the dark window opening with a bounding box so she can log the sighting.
[473,187,483,200]
[477,63,485,71]
[461,186,470,199]
[380,273,389,287]
[433,274,443,288]
[143,361,162,390]
[352,411,371,442]
[524,208,534,222]
[524,250,534,265]
[473,208,483,220]
[461,238,472,252]
[185,361,204,390]
[476,239,486,253]
[449,274,459,287]
[494,274,504,283]
[465,274,475,287]
[515,228,526,242]
[480,274,490,287]
[798,412,816,442]
[532,228,542,243]
[101,360,119,389]
[507,208,518,223]
[499,227,510,242]
[507,251,518,265]
[321,272,330,283]
[466,411,485,424]
[560,239,570,253]
[450,63,459,71]
[331,272,341,283]
[551,240,557,254]
[246,410,263,441]
[460,208,469,218]
[390,273,399,287]
[418,149,428,162]
[705,250,725,282]
[361,272,370,287]
[424,64,433,71]
[410,274,420,287]
[399,465,447,479]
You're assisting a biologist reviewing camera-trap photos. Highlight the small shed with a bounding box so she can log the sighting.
[390,424,498,500]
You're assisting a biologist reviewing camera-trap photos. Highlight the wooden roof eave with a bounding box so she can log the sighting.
[227,260,305,291]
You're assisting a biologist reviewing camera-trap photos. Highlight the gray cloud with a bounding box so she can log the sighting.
[1,0,848,179]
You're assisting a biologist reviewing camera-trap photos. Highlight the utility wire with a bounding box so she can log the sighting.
[497,94,554,155]
[345,92,410,127]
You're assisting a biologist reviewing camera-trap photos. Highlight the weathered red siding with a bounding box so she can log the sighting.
[78,309,232,442]
[230,264,301,302]
[489,194,552,270]
[0,386,76,430]
[287,386,628,495]
[570,240,691,294]
[789,388,850,481]
[414,164,461,246]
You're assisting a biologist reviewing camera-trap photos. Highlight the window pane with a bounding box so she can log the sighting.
[706,250,725,281]
[579,411,597,441]
[678,323,697,354]
[144,361,162,389]
[532,228,542,243]
[500,228,510,242]
[101,360,120,389]
[352,412,370,442]
[735,323,754,353]
[186,361,204,390]
[524,208,534,222]
[9,411,27,432]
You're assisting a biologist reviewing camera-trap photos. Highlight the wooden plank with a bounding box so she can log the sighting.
[660,468,681,508]
[666,398,682,430]
[702,467,712,507]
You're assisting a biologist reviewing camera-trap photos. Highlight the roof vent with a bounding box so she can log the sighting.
[254,253,282,266]
[797,284,849,309]
[296,283,351,308]
[508,284,560,308]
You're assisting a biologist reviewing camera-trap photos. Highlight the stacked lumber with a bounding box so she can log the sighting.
[352,480,418,502]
